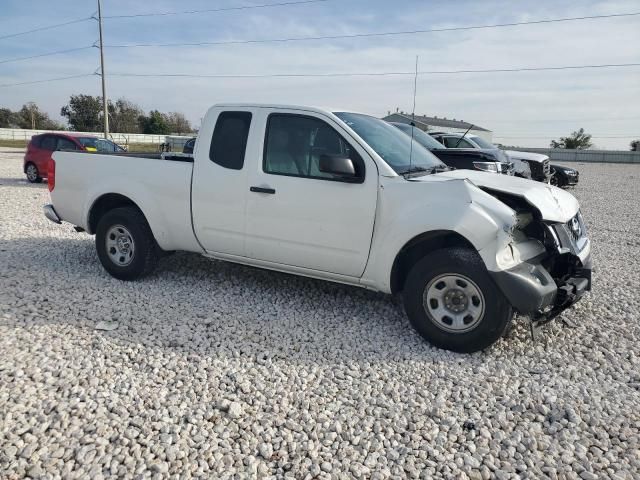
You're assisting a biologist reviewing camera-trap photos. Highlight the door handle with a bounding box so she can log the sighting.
[250,186,276,194]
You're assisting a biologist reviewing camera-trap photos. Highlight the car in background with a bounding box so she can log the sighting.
[183,137,196,154]
[390,123,513,174]
[550,164,579,187]
[429,132,552,183]
[24,133,125,183]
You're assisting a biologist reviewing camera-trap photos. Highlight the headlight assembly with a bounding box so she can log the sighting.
[473,161,499,173]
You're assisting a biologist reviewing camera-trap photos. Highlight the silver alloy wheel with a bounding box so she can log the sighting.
[26,164,38,182]
[105,224,135,267]
[422,273,485,333]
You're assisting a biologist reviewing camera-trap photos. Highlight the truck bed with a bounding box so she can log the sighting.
[50,151,201,253]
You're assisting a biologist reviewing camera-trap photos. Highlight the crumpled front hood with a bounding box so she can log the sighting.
[505,150,549,163]
[426,169,579,223]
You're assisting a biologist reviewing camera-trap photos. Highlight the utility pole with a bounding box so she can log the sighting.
[97,0,109,139]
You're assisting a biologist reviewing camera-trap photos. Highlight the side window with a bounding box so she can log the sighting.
[40,135,57,151]
[209,111,252,170]
[263,114,364,182]
[56,137,78,151]
[444,137,473,148]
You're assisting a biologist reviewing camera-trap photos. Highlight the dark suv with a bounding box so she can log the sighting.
[390,123,513,175]
[429,131,552,183]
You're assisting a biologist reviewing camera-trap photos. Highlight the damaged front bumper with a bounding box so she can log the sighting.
[490,218,592,324]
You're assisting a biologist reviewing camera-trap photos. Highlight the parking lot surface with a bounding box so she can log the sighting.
[1,149,639,479]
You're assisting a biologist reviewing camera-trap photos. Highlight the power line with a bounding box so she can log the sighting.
[105,12,640,49]
[106,62,640,79]
[6,11,639,67]
[104,0,331,19]
[495,135,636,139]
[0,46,94,65]
[0,73,94,88]
[0,17,92,41]
[2,62,639,89]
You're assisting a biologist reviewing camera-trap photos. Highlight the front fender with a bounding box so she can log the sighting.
[362,177,520,293]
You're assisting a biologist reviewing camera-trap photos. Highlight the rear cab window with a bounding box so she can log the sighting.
[209,112,252,170]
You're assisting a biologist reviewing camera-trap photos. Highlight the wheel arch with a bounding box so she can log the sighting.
[390,230,477,294]
[88,193,143,234]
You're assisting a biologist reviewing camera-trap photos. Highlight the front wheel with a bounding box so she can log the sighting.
[550,170,565,188]
[403,248,513,353]
[95,207,160,280]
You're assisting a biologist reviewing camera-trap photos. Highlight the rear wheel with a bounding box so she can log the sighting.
[25,163,42,183]
[95,207,160,280]
[403,248,513,353]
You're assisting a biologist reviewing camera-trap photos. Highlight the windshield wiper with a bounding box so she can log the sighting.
[398,166,429,177]
[398,165,452,177]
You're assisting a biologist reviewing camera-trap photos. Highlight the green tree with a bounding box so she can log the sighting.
[109,98,144,133]
[139,110,170,134]
[630,139,640,152]
[0,108,14,128]
[550,128,593,150]
[14,103,64,130]
[60,94,103,131]
[165,111,192,134]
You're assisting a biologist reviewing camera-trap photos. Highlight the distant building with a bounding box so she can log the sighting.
[382,111,493,142]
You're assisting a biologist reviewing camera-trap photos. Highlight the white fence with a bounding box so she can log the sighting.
[508,147,640,164]
[0,128,192,146]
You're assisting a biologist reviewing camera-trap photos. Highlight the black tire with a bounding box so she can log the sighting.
[403,248,513,353]
[95,206,160,280]
[25,163,42,183]
[550,170,565,188]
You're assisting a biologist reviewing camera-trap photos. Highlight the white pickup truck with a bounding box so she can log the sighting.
[44,104,592,352]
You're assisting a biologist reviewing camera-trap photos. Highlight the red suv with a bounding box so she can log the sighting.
[24,133,125,183]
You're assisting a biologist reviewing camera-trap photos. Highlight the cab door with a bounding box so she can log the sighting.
[244,109,378,278]
[191,109,255,255]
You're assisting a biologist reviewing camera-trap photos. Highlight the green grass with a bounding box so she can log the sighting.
[0,139,28,148]
[123,143,162,153]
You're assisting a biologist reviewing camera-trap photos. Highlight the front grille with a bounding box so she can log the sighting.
[500,162,515,175]
[528,159,551,181]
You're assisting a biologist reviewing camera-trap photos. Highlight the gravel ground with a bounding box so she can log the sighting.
[1,150,639,479]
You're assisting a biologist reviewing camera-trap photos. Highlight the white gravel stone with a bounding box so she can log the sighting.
[1,150,639,479]
[227,402,242,419]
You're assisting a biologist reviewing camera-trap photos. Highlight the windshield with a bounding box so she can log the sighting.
[391,123,446,150]
[334,112,446,174]
[469,136,496,149]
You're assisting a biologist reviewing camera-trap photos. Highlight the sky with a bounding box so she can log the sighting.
[0,0,639,149]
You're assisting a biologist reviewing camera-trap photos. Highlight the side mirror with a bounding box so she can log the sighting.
[319,154,356,178]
